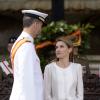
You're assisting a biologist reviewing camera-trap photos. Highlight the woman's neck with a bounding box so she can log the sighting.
[57,58,70,68]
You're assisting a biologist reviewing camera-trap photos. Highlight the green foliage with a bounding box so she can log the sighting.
[39,55,47,73]
[79,23,95,53]
[35,21,94,52]
[0,54,9,62]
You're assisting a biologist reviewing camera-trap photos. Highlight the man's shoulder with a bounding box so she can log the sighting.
[12,38,33,51]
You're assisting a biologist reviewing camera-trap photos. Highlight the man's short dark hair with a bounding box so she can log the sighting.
[23,16,40,28]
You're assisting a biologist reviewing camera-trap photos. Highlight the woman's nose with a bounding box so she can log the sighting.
[56,47,61,52]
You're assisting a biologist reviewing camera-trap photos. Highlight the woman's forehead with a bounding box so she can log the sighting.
[56,41,67,46]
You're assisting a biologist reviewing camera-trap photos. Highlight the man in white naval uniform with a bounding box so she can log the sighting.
[9,10,48,100]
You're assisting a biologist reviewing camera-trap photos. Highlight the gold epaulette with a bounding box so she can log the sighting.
[11,38,31,72]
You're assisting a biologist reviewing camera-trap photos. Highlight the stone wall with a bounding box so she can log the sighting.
[0,0,100,10]
[0,0,51,10]
[64,0,100,10]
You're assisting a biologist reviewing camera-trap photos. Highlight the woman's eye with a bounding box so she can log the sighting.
[60,45,64,48]
[55,45,64,49]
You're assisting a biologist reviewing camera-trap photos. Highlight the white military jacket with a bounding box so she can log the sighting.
[9,31,44,100]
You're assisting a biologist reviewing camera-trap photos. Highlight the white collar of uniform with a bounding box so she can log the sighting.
[21,31,34,43]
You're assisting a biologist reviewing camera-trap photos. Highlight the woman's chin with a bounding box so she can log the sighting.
[56,56,63,59]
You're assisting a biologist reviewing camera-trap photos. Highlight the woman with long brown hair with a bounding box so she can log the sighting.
[44,37,83,100]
